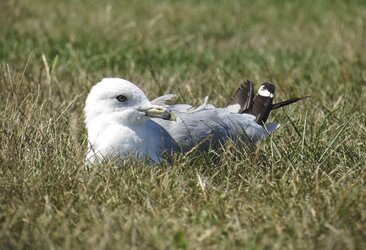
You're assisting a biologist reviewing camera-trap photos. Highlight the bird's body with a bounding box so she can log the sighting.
[84,78,304,164]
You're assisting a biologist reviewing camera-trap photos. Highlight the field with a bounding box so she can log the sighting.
[1,0,365,249]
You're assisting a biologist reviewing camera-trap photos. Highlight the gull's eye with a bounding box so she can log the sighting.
[116,95,127,102]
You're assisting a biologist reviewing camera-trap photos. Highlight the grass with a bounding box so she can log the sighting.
[1,0,366,249]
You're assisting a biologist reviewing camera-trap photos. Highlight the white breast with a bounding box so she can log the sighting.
[86,122,161,163]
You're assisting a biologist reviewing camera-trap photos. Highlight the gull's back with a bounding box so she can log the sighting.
[152,104,278,153]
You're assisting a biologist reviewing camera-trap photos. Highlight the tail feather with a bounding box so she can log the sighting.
[264,122,280,134]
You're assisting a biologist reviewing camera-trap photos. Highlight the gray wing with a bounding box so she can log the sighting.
[152,109,230,152]
[152,106,279,153]
[218,112,279,142]
[143,119,182,158]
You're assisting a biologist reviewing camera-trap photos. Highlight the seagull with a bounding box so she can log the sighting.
[84,78,307,164]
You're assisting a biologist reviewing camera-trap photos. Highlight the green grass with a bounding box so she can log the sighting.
[1,0,366,249]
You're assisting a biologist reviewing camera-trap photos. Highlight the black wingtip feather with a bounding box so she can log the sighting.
[271,96,310,110]
[226,80,308,126]
[226,80,254,113]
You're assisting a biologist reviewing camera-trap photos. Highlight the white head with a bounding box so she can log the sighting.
[84,78,174,129]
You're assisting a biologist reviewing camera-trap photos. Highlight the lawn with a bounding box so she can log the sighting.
[0,0,365,249]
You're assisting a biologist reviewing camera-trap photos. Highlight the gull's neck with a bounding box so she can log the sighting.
[86,111,144,143]
[85,111,160,163]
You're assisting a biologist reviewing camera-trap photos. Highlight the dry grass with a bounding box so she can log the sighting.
[1,0,365,249]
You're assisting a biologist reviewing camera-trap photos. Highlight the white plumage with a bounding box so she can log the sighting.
[84,78,279,164]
